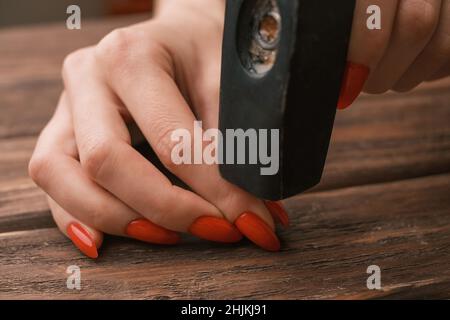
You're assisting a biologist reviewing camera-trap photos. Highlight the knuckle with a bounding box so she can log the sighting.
[28,153,52,187]
[95,27,138,70]
[62,48,91,79]
[399,0,439,44]
[95,26,172,75]
[80,139,115,180]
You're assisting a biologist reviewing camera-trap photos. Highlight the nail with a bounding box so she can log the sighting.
[235,212,280,252]
[337,62,370,110]
[189,216,243,243]
[67,222,98,259]
[126,219,180,245]
[265,201,290,228]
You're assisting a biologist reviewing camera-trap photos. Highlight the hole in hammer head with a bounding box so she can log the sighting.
[256,11,281,49]
[237,0,282,76]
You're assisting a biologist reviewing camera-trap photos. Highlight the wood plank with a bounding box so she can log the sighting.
[0,173,449,299]
[321,85,450,191]
[0,15,148,139]
[0,136,50,232]
[0,15,149,85]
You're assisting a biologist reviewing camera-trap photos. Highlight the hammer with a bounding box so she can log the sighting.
[219,0,356,200]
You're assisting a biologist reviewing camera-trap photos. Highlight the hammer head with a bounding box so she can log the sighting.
[219,0,355,200]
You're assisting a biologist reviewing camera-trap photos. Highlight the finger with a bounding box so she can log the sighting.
[394,0,450,91]
[62,48,242,244]
[365,0,442,93]
[338,0,399,109]
[48,196,102,259]
[95,27,280,251]
[29,94,181,246]
[160,18,291,233]
[166,16,291,232]
[264,201,290,228]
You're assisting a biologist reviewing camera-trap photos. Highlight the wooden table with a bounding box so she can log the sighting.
[1,15,450,300]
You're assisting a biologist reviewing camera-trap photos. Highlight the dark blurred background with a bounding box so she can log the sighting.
[0,0,153,27]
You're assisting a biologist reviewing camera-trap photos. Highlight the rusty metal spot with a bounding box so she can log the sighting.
[237,0,281,75]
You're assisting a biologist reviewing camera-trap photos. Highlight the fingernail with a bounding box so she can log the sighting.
[337,62,370,110]
[265,201,290,228]
[67,222,98,259]
[189,216,243,243]
[235,212,280,252]
[126,219,180,245]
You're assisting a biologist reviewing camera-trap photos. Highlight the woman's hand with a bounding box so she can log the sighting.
[339,0,450,108]
[29,0,288,258]
[29,0,449,258]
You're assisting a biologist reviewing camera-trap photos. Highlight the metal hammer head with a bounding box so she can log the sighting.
[219,0,356,200]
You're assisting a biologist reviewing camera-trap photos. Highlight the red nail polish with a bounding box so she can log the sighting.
[337,62,370,110]
[189,216,243,243]
[67,222,98,259]
[126,219,180,245]
[265,201,290,228]
[235,212,280,252]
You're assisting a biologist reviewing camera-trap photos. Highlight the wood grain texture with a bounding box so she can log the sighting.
[0,16,449,299]
[1,174,449,299]
[0,15,150,139]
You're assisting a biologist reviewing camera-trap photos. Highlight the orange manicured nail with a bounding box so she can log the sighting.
[67,222,98,259]
[126,219,180,245]
[235,212,280,252]
[189,216,243,243]
[337,62,370,110]
[265,201,290,228]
